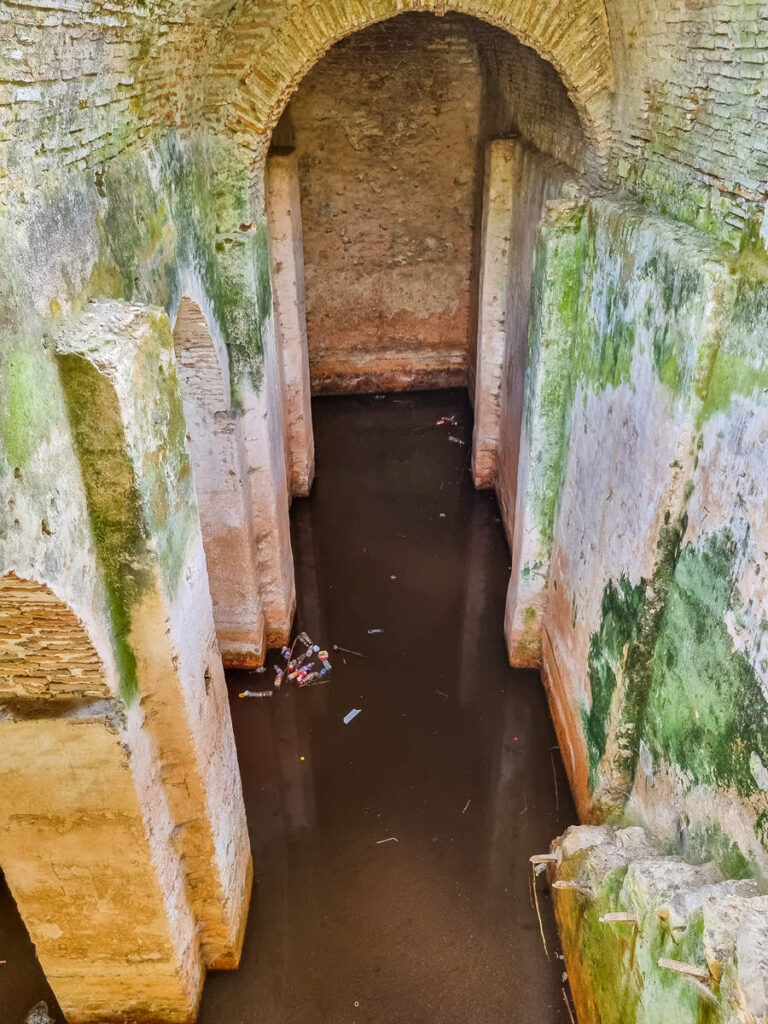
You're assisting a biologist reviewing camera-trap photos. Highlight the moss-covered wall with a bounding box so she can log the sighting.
[56,304,204,703]
[551,825,768,1024]
[514,196,768,886]
[0,126,272,704]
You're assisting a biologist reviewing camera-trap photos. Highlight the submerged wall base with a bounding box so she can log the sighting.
[549,825,768,1024]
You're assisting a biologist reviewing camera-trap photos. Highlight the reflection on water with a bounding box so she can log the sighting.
[203,390,575,1024]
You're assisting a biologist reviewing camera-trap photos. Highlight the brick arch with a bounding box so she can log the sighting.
[0,572,111,701]
[172,296,232,419]
[222,0,614,153]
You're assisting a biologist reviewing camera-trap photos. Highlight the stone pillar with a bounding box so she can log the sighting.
[0,574,203,1022]
[266,150,315,497]
[472,140,518,490]
[55,301,252,970]
[238,308,297,649]
[173,296,266,668]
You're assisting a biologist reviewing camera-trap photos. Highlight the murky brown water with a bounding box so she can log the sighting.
[2,389,575,1024]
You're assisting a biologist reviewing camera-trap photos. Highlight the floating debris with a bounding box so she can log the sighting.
[562,987,576,1024]
[26,1004,55,1024]
[367,628,383,634]
[333,643,365,658]
[287,631,333,687]
[343,708,362,724]
[657,958,711,982]
[238,689,273,700]
[600,912,638,925]
[436,415,458,426]
[376,837,398,844]
[448,435,465,446]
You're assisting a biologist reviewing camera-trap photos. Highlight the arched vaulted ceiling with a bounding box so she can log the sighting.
[207,0,614,154]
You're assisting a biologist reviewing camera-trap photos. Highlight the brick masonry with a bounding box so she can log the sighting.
[0,573,110,701]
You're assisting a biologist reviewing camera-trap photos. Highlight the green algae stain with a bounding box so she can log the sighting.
[583,576,646,788]
[0,344,57,469]
[575,868,643,1024]
[639,244,718,406]
[639,908,718,1024]
[698,263,768,421]
[57,353,153,704]
[650,321,686,397]
[93,130,270,402]
[757,809,768,835]
[524,204,589,552]
[564,860,724,1024]
[584,513,689,811]
[160,132,269,398]
[642,252,702,317]
[619,153,744,249]
[702,347,768,421]
[131,312,197,596]
[682,821,756,883]
[525,200,724,570]
[101,158,174,304]
[645,529,768,799]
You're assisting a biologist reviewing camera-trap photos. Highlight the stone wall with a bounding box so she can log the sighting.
[4,0,768,1015]
[286,14,483,393]
[0,124,294,662]
[549,825,768,1024]
[173,298,267,667]
[486,143,575,512]
[506,196,768,885]
[282,13,589,395]
[0,575,110,701]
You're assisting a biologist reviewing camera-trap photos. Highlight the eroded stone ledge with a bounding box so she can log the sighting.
[547,825,768,1024]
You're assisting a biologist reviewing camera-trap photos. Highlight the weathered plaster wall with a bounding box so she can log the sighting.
[466,24,589,401]
[266,151,315,496]
[173,298,266,668]
[508,196,768,886]
[0,118,264,1014]
[286,14,482,393]
[0,698,205,1023]
[0,124,294,653]
[55,300,253,966]
[629,259,768,887]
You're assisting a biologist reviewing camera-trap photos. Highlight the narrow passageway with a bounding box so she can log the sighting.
[200,389,575,1024]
